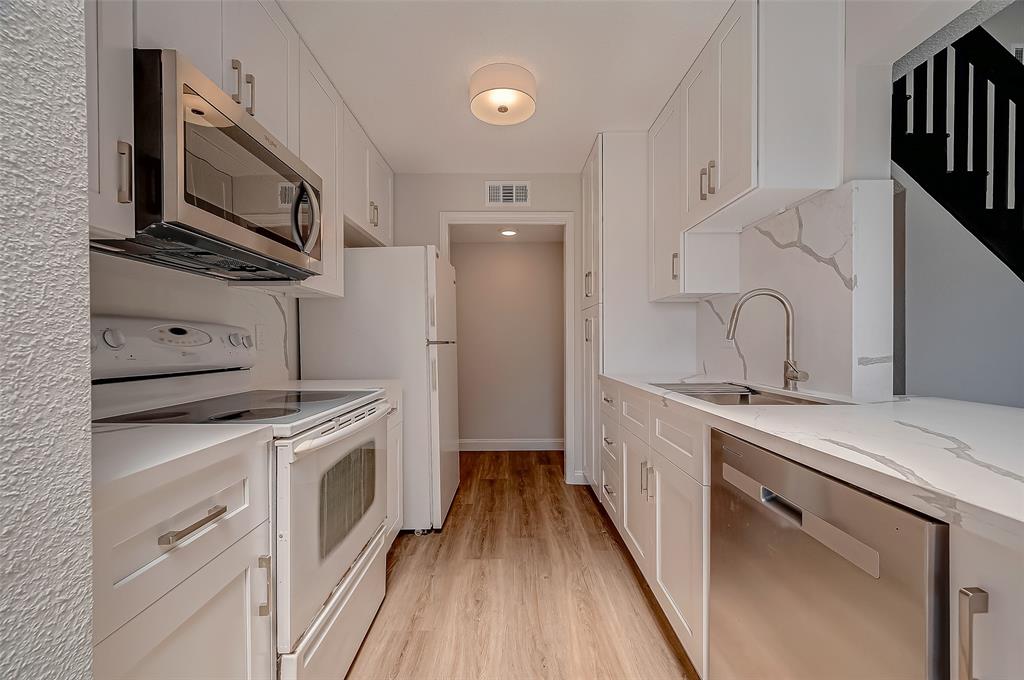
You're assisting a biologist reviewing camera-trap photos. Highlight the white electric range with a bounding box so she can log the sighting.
[92,315,393,679]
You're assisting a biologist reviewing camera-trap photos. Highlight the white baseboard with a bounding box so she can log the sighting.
[566,470,588,485]
[459,438,565,452]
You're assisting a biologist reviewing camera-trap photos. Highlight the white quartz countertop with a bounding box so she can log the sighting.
[604,375,1024,548]
[92,423,273,501]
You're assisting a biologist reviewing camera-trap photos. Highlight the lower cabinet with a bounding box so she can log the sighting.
[583,305,602,496]
[621,427,656,570]
[93,522,273,680]
[650,450,706,676]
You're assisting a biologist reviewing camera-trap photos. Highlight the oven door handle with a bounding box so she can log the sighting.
[291,403,390,458]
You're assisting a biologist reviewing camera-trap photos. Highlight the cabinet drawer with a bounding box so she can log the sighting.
[599,454,622,528]
[600,412,620,466]
[651,396,706,483]
[93,440,270,643]
[599,379,619,420]
[619,386,651,442]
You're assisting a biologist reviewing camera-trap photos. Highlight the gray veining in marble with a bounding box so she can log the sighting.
[858,354,895,366]
[751,206,856,291]
[895,420,1024,484]
[822,437,939,489]
[704,298,748,378]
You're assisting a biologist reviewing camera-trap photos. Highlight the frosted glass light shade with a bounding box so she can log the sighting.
[469,63,536,125]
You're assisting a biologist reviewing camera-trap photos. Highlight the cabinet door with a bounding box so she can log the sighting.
[949,527,1024,680]
[93,523,273,680]
[386,421,403,547]
[369,148,393,245]
[222,0,299,148]
[648,87,684,301]
[134,0,223,87]
[582,307,599,495]
[343,105,371,232]
[712,0,756,209]
[652,454,706,675]
[581,136,602,308]
[86,0,134,239]
[294,43,343,297]
[682,48,718,230]
[621,428,656,572]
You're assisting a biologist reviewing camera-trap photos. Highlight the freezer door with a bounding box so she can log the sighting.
[428,251,458,342]
[430,343,460,527]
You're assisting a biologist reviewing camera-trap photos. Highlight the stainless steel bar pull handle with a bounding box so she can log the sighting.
[640,460,648,494]
[708,159,717,195]
[116,140,132,204]
[603,437,614,446]
[602,396,613,405]
[231,59,243,104]
[699,167,708,201]
[671,252,680,281]
[646,464,655,501]
[257,555,272,616]
[959,587,989,680]
[158,505,227,546]
[245,73,256,116]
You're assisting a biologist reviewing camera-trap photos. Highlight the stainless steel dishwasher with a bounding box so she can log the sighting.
[709,430,948,680]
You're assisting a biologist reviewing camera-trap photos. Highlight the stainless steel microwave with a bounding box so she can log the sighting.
[92,49,323,281]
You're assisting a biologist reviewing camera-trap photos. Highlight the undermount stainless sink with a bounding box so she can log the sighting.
[650,382,829,406]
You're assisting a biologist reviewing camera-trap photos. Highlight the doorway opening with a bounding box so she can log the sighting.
[439,212,579,484]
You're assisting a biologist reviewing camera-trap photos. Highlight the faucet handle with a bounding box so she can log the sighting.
[784,360,809,383]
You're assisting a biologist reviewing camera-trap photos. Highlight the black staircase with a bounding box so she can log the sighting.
[893,26,1024,283]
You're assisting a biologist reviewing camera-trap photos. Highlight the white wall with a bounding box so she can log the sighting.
[894,166,1024,407]
[696,181,894,401]
[90,254,299,387]
[451,242,564,447]
[0,1,93,677]
[393,173,580,248]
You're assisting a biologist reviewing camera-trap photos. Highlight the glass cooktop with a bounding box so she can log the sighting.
[97,390,379,426]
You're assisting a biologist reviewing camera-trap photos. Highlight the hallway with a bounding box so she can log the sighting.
[348,451,696,679]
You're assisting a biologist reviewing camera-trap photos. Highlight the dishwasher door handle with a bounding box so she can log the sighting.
[722,463,881,578]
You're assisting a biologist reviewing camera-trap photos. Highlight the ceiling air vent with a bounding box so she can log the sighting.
[485,181,530,207]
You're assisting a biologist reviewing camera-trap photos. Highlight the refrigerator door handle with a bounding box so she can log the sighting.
[427,340,456,345]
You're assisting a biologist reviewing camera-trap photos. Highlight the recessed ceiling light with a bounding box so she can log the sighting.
[500,229,518,237]
[469,63,536,126]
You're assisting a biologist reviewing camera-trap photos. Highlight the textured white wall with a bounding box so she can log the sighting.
[0,1,93,678]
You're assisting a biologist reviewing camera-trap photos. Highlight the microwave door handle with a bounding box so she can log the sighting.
[302,182,321,254]
[291,403,390,457]
[290,183,304,248]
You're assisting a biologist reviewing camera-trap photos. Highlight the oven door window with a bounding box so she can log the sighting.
[182,85,321,259]
[319,440,376,560]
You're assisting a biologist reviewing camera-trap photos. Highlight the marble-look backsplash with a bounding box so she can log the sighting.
[696,181,894,401]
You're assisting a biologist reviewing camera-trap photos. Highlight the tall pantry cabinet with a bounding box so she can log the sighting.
[580,138,603,497]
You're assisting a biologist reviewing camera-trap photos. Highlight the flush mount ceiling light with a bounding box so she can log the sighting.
[470,63,536,126]
[500,228,518,237]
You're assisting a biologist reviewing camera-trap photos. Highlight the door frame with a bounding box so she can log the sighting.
[438,211,583,485]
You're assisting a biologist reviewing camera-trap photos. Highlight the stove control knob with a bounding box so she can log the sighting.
[102,328,126,350]
[228,332,243,347]
[242,334,255,349]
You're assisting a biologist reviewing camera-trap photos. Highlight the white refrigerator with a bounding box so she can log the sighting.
[299,246,460,531]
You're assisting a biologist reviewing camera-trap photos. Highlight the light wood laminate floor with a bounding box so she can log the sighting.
[347,451,696,680]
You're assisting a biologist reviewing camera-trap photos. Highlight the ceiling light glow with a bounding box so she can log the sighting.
[470,64,537,126]
[500,229,518,237]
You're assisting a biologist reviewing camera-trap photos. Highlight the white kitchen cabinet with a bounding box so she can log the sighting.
[86,0,135,240]
[948,526,1024,680]
[711,2,756,211]
[581,136,603,309]
[342,103,371,234]
[682,48,719,230]
[621,427,656,572]
[93,522,273,680]
[651,450,706,676]
[648,86,683,301]
[289,42,343,298]
[135,0,223,87]
[222,0,300,149]
[135,0,299,150]
[582,304,602,496]
[386,415,404,550]
[369,147,394,245]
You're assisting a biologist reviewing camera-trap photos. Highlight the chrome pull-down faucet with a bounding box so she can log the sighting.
[725,288,810,391]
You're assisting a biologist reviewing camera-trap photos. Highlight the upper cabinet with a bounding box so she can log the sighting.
[135,0,299,150]
[581,136,602,310]
[343,106,394,247]
[648,0,843,301]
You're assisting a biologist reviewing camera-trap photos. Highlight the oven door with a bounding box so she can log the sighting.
[276,402,389,653]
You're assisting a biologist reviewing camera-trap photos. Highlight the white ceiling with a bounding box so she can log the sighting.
[280,1,730,174]
[450,223,564,244]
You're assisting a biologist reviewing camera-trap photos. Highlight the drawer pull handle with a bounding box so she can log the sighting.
[959,587,989,680]
[602,483,615,497]
[603,437,614,446]
[258,555,272,617]
[602,397,614,405]
[158,505,227,547]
